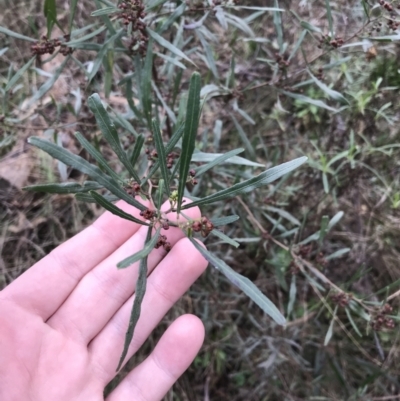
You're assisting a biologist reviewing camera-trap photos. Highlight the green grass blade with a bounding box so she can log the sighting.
[75,193,119,203]
[177,72,201,212]
[27,137,147,211]
[5,56,36,92]
[90,191,149,226]
[182,157,308,210]
[156,179,164,209]
[75,132,122,183]
[88,93,141,182]
[189,239,286,325]
[116,227,152,371]
[195,148,244,176]
[152,119,170,196]
[117,227,161,269]
[24,181,103,194]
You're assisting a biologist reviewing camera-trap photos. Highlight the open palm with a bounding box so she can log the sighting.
[0,199,207,401]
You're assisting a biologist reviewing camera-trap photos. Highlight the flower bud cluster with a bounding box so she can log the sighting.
[118,0,148,56]
[166,152,179,169]
[189,169,198,185]
[124,180,141,197]
[317,35,344,49]
[192,216,214,237]
[275,53,289,69]
[331,292,352,307]
[371,304,395,331]
[371,303,395,331]
[31,35,73,56]
[155,235,171,252]
[139,208,155,220]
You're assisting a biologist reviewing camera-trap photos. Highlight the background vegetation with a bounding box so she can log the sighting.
[1,0,400,399]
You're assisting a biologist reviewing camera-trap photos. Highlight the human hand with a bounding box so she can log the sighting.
[0,199,207,401]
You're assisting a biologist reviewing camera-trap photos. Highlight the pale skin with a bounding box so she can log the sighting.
[0,199,208,401]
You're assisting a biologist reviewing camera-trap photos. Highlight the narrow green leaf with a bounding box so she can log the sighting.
[155,51,186,70]
[141,41,153,127]
[5,56,36,92]
[117,227,161,268]
[90,191,149,226]
[126,79,144,121]
[288,30,307,61]
[141,123,185,185]
[265,206,301,226]
[88,29,123,84]
[177,72,201,212]
[210,215,239,227]
[324,306,337,346]
[152,119,170,196]
[324,0,334,37]
[27,137,147,211]
[319,215,329,245]
[24,181,103,194]
[328,211,344,230]
[189,239,286,325]
[287,274,297,316]
[147,27,194,66]
[75,132,122,183]
[300,20,322,33]
[273,0,283,52]
[191,151,263,167]
[44,0,57,37]
[91,6,120,16]
[28,55,70,106]
[308,70,348,103]
[116,227,152,371]
[182,157,307,210]
[66,26,107,46]
[130,134,144,168]
[230,114,256,159]
[195,148,244,176]
[345,307,362,337]
[76,192,119,203]
[325,248,351,261]
[281,90,339,112]
[211,229,240,248]
[0,26,36,42]
[156,179,164,209]
[69,0,79,32]
[87,93,141,182]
